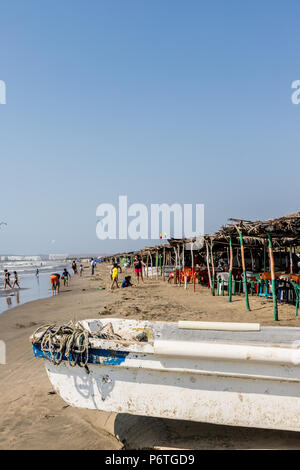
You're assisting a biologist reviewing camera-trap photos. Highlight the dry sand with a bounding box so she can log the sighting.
[1,263,300,450]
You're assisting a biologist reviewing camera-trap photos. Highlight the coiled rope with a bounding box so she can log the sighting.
[32,321,122,368]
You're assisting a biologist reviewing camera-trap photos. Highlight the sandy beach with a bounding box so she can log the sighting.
[1,263,300,450]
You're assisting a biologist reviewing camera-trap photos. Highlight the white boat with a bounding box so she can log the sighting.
[31,318,300,431]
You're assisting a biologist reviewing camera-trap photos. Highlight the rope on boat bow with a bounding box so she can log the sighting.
[32,321,122,368]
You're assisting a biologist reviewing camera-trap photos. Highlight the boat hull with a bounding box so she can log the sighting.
[32,319,300,431]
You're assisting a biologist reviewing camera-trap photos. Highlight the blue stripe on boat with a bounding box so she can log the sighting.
[32,343,129,366]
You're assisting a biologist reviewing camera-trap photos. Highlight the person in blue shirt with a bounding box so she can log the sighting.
[121,276,135,288]
[62,268,71,286]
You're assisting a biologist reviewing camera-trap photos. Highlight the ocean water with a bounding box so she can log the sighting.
[0,261,72,315]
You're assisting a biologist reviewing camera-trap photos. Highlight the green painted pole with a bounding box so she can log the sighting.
[267,233,278,321]
[237,228,251,311]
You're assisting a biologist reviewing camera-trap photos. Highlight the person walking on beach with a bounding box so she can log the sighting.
[50,273,60,296]
[12,271,20,289]
[72,261,77,275]
[110,263,122,290]
[91,258,96,275]
[79,264,83,277]
[3,269,12,289]
[62,268,71,287]
[133,255,146,284]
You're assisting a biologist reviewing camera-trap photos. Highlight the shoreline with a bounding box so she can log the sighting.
[0,265,73,315]
[1,263,300,449]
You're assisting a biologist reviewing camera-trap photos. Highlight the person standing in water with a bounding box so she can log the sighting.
[12,271,20,289]
[35,268,39,277]
[50,273,60,296]
[3,270,12,289]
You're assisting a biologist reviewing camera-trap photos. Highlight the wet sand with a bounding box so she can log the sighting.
[1,263,300,450]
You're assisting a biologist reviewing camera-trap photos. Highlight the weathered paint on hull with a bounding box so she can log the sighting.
[33,319,300,431]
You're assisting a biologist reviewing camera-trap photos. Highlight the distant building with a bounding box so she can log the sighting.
[48,254,68,261]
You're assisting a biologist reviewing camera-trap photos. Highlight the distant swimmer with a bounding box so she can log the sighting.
[3,269,12,290]
[50,273,60,296]
[12,271,20,289]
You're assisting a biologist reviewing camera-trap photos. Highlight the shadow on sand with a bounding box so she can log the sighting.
[114,413,300,449]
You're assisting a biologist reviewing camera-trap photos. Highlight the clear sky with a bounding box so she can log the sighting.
[0,0,299,255]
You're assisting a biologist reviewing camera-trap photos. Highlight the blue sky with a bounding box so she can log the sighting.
[0,0,299,254]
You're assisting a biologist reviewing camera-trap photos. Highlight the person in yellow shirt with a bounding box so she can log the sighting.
[110,263,122,290]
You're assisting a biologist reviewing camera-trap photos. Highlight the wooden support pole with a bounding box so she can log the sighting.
[182,244,187,289]
[146,253,149,278]
[150,253,153,279]
[237,228,251,311]
[250,249,254,272]
[228,236,233,302]
[173,247,178,284]
[237,248,240,268]
[159,251,162,277]
[178,245,181,286]
[205,241,212,293]
[290,246,293,274]
[267,233,278,321]
[191,242,195,292]
[210,242,215,296]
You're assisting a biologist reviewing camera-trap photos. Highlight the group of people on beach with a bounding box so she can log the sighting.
[3,254,147,295]
[49,259,85,296]
[50,268,71,296]
[3,269,20,290]
[110,255,146,290]
[71,260,83,277]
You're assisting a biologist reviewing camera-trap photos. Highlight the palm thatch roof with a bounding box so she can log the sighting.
[210,212,300,247]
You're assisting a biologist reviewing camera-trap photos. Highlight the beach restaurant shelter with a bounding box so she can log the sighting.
[206,213,300,320]
[103,212,300,321]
